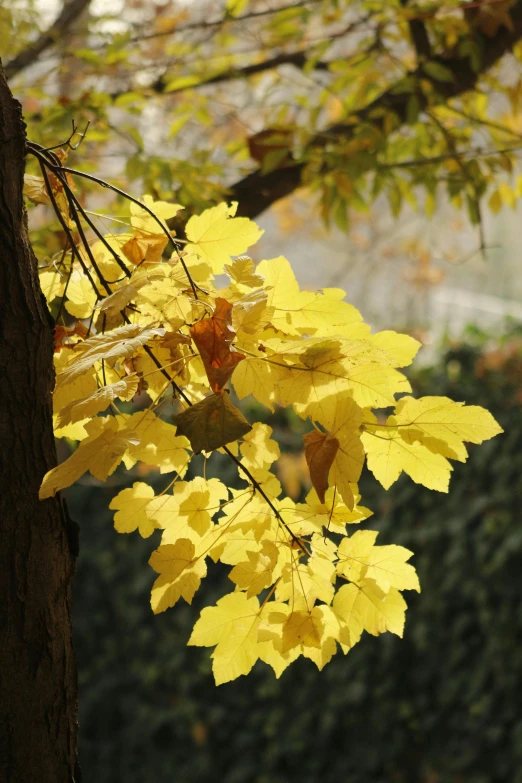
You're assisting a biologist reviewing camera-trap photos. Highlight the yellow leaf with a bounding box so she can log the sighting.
[231,346,284,410]
[281,608,324,653]
[56,374,139,428]
[123,410,190,474]
[122,231,168,266]
[228,540,279,597]
[110,481,157,538]
[334,580,407,638]
[39,419,139,498]
[39,269,66,302]
[240,466,282,499]
[56,324,165,387]
[240,422,280,469]
[149,538,207,613]
[257,256,362,336]
[302,604,341,670]
[130,194,183,234]
[185,202,264,274]
[291,486,372,535]
[172,393,252,453]
[365,545,420,593]
[188,592,262,685]
[370,330,421,367]
[226,0,249,17]
[224,256,265,288]
[276,548,335,608]
[232,290,275,336]
[151,476,228,538]
[394,396,503,462]
[306,393,365,509]
[337,530,379,582]
[65,270,99,319]
[361,421,452,491]
[137,279,192,329]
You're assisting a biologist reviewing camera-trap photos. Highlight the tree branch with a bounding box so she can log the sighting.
[401,0,431,61]
[5,0,92,81]
[226,2,522,219]
[149,20,364,95]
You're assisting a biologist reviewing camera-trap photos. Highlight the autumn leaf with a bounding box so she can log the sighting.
[55,374,139,428]
[56,324,165,387]
[39,419,139,499]
[23,174,51,205]
[130,194,183,234]
[110,481,157,538]
[149,538,207,613]
[122,231,168,266]
[185,202,264,273]
[190,297,245,392]
[172,392,252,453]
[303,430,339,503]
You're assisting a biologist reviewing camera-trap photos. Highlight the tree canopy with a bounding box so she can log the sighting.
[5,0,522,231]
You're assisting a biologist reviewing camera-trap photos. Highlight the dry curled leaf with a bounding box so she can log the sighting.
[172,392,252,453]
[303,430,340,503]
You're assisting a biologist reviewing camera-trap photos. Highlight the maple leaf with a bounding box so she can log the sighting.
[110,481,157,538]
[232,290,275,336]
[185,202,264,274]
[56,375,139,428]
[39,419,139,498]
[333,580,407,638]
[290,486,372,536]
[337,530,379,583]
[122,410,190,474]
[130,194,183,234]
[149,538,207,614]
[303,394,365,508]
[56,324,165,388]
[256,256,363,336]
[149,476,228,541]
[65,269,100,319]
[39,268,66,304]
[228,540,279,597]
[281,609,324,653]
[361,418,452,492]
[190,297,245,392]
[240,422,280,469]
[224,256,265,288]
[172,392,252,453]
[393,396,503,461]
[122,231,168,266]
[188,592,262,685]
[364,544,420,594]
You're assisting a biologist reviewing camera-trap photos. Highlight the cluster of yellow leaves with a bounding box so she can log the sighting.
[36,196,503,685]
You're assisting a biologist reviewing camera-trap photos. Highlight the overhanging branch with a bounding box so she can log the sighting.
[5,0,92,81]
[227,1,522,219]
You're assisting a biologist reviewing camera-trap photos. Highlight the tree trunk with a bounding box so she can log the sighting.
[0,62,80,782]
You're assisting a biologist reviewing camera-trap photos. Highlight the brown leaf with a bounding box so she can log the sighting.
[172,392,252,453]
[54,322,89,352]
[189,297,245,392]
[303,430,340,503]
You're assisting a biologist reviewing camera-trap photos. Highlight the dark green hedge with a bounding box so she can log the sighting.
[70,332,522,783]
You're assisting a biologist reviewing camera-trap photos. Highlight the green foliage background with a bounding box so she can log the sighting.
[69,330,522,783]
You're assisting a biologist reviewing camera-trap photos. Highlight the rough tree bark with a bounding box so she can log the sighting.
[0,62,80,782]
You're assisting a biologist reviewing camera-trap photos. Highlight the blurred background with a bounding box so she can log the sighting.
[4,0,522,780]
